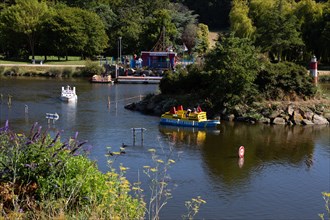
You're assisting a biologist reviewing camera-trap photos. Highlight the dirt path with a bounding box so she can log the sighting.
[0,64,85,67]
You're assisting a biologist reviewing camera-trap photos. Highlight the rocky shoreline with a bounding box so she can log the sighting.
[125,95,330,125]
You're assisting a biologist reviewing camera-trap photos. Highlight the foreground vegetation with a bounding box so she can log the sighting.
[0,121,145,219]
[0,121,207,219]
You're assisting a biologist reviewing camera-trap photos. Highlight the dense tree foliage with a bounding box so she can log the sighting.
[0,0,201,59]
[0,0,328,63]
[230,0,330,63]
[160,34,317,111]
[0,0,50,59]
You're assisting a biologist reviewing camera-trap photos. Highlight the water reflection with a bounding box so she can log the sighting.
[60,100,77,126]
[159,122,328,188]
[159,125,220,148]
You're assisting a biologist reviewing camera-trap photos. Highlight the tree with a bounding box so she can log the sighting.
[41,5,87,59]
[204,33,260,107]
[254,0,304,62]
[169,2,198,46]
[140,9,178,51]
[294,0,323,61]
[194,23,210,55]
[181,23,197,53]
[42,5,108,59]
[78,9,108,57]
[229,0,255,39]
[319,1,330,62]
[0,0,49,60]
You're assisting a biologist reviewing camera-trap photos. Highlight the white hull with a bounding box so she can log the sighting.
[61,86,77,102]
[60,95,77,102]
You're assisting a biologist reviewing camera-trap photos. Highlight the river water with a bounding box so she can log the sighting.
[0,77,329,220]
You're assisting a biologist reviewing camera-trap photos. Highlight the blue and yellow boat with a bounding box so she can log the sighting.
[160,105,220,128]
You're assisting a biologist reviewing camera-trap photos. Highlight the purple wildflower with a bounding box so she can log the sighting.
[0,120,9,132]
[74,131,79,140]
[29,122,38,138]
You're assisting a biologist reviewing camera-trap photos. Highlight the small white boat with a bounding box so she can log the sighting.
[61,85,77,102]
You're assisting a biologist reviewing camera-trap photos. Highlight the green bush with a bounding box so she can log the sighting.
[80,60,104,77]
[62,67,74,78]
[255,62,317,100]
[48,68,63,77]
[0,121,145,219]
[0,66,5,76]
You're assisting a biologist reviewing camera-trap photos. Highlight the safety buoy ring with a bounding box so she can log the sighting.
[238,146,245,158]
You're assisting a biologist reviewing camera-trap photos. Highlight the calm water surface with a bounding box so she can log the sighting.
[0,77,329,220]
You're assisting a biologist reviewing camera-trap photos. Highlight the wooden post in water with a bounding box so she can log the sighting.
[131,128,146,146]
[107,96,111,109]
[7,94,12,108]
[132,128,136,146]
[141,128,143,145]
[25,104,28,114]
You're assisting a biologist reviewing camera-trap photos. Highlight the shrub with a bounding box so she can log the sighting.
[80,60,104,77]
[255,62,317,100]
[0,66,5,76]
[0,121,145,219]
[48,68,63,77]
[62,67,73,78]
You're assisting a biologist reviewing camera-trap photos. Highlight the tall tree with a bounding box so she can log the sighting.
[319,1,330,62]
[194,23,210,54]
[204,34,260,107]
[140,9,177,51]
[0,0,49,60]
[229,0,255,39]
[254,0,304,62]
[42,5,108,59]
[181,23,197,53]
[294,0,323,60]
[79,9,109,57]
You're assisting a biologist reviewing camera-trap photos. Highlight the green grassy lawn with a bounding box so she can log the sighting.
[0,56,113,66]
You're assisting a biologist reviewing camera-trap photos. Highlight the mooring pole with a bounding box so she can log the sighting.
[7,94,12,107]
[25,104,28,114]
[132,128,136,146]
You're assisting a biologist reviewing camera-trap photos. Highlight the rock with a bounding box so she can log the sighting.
[224,114,235,121]
[292,111,304,125]
[313,114,329,125]
[258,117,271,124]
[301,119,314,125]
[272,117,286,124]
[269,110,282,119]
[324,112,330,122]
[235,116,257,123]
[303,110,314,121]
[287,104,295,116]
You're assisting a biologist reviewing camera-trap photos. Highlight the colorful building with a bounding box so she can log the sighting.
[140,51,176,69]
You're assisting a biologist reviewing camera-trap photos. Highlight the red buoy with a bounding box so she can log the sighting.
[238,146,245,158]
